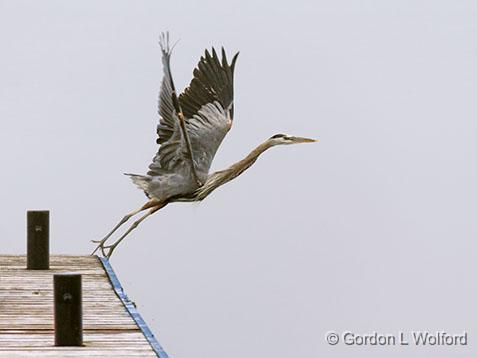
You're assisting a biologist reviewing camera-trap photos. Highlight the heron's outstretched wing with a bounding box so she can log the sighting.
[178,48,239,175]
[148,42,239,178]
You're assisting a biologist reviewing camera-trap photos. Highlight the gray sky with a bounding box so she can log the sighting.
[1,1,477,357]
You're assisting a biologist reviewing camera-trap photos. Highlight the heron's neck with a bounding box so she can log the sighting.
[188,140,275,201]
[229,140,274,174]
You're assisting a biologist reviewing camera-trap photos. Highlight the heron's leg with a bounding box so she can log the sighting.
[103,203,167,258]
[91,199,160,255]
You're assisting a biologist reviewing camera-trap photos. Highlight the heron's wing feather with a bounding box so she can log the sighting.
[178,48,239,174]
[180,48,239,121]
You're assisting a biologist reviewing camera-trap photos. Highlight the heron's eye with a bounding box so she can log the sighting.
[270,134,285,139]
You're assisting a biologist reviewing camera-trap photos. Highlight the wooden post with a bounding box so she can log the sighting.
[54,274,83,346]
[27,210,49,269]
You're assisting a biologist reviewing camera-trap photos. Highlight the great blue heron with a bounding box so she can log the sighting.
[92,33,316,258]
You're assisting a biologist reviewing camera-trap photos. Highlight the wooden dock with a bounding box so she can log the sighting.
[0,255,168,357]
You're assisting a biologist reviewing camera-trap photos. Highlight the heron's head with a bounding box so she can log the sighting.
[268,133,317,145]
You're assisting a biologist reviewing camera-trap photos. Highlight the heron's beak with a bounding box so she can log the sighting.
[292,136,318,143]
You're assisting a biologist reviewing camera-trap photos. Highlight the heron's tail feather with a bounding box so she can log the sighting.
[124,173,151,192]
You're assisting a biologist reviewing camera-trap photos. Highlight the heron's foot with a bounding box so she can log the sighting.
[91,237,113,257]
[101,243,118,258]
[91,239,118,258]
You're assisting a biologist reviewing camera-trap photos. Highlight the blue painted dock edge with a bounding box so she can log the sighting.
[98,257,169,358]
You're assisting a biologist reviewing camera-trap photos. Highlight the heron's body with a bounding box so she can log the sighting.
[92,33,316,258]
[127,100,233,202]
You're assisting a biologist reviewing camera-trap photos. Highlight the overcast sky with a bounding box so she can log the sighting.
[1,1,477,357]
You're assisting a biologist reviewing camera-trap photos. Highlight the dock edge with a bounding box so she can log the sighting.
[98,256,169,358]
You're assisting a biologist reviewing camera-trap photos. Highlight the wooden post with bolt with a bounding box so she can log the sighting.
[54,273,83,346]
[27,210,50,270]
